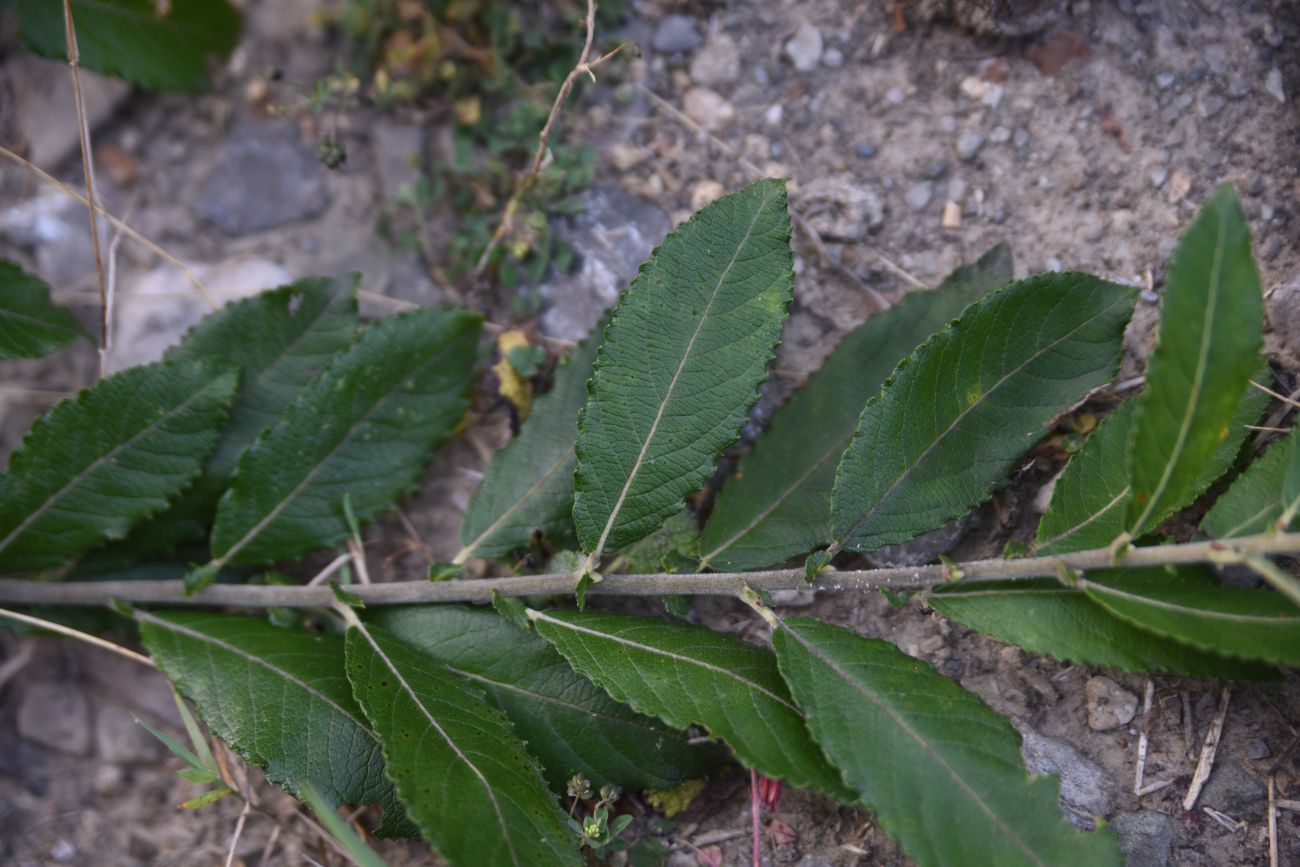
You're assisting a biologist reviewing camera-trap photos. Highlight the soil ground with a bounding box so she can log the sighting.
[1,1,1299,865]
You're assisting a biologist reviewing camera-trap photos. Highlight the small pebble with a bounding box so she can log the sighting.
[690,179,725,210]
[682,87,735,131]
[1266,67,1286,103]
[785,21,824,72]
[1246,738,1271,760]
[989,125,1011,143]
[942,200,961,228]
[1013,128,1030,149]
[855,143,877,159]
[652,15,701,53]
[822,47,844,68]
[885,87,907,104]
[764,104,784,126]
[957,131,985,161]
[1155,72,1176,90]
[904,181,934,211]
[1198,92,1225,118]
[1150,167,1169,188]
[1085,676,1139,731]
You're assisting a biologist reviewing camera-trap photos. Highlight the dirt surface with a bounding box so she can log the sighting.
[2,1,1300,865]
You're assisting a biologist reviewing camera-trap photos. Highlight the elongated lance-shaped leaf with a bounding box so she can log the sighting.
[771,616,1122,867]
[699,245,1013,571]
[930,575,1270,679]
[370,606,722,792]
[527,608,854,803]
[16,0,240,92]
[1081,569,1300,667]
[137,611,414,838]
[0,261,88,359]
[1127,186,1263,535]
[210,307,480,566]
[1203,431,1298,539]
[344,620,581,866]
[1036,375,1268,555]
[572,179,794,562]
[0,361,237,573]
[831,273,1136,553]
[456,326,601,563]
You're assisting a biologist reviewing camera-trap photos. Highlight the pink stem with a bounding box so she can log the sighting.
[751,767,761,867]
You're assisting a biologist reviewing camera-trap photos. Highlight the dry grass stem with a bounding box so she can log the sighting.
[0,605,153,667]
[1183,685,1232,811]
[1134,677,1154,793]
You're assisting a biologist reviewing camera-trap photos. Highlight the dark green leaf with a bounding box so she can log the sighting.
[1127,186,1264,535]
[17,0,240,92]
[370,606,720,792]
[210,307,480,566]
[771,617,1121,867]
[1082,570,1300,667]
[1202,431,1296,539]
[137,611,413,838]
[573,179,794,560]
[0,361,237,573]
[456,326,600,563]
[699,245,1012,570]
[528,608,854,802]
[0,261,88,359]
[345,621,581,866]
[930,575,1269,679]
[831,273,1135,552]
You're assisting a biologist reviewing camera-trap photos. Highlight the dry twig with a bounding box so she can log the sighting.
[1183,685,1232,811]
[1134,678,1154,794]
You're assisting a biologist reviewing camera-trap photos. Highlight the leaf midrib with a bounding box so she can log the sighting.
[0,375,225,559]
[586,186,776,562]
[456,446,574,564]
[72,0,221,42]
[836,289,1130,549]
[353,625,521,866]
[531,610,800,713]
[0,304,82,336]
[1033,485,1130,554]
[445,664,665,729]
[1083,580,1298,626]
[1130,216,1229,533]
[781,623,1050,867]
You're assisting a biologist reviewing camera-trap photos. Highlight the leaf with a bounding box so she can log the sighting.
[1202,431,1297,539]
[345,621,581,866]
[698,245,1013,570]
[1127,185,1263,535]
[572,179,794,561]
[1036,376,1267,554]
[0,261,88,359]
[831,273,1136,552]
[16,0,241,92]
[456,325,601,563]
[770,616,1122,867]
[370,606,721,792]
[0,361,237,573]
[929,575,1270,679]
[166,275,360,500]
[1081,570,1300,667]
[210,307,480,566]
[300,784,392,867]
[527,608,854,802]
[136,611,414,838]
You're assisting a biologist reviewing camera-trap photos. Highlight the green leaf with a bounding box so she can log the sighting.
[0,261,88,359]
[929,575,1269,679]
[573,179,794,561]
[456,326,600,563]
[771,617,1121,867]
[831,273,1136,552]
[527,608,854,802]
[136,611,414,838]
[1081,570,1300,667]
[166,275,360,500]
[1127,185,1263,535]
[210,307,480,566]
[1036,376,1267,554]
[345,621,581,866]
[699,245,1013,570]
[16,0,240,92]
[0,361,237,573]
[370,606,721,793]
[1203,431,1296,539]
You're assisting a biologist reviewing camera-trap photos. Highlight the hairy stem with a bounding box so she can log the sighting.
[1,532,1297,609]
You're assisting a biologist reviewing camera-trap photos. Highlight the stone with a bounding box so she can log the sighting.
[17,681,91,756]
[1085,676,1138,730]
[1245,738,1271,760]
[784,21,824,72]
[1155,73,1176,90]
[904,180,934,211]
[855,143,877,159]
[863,518,966,568]
[538,186,670,341]
[796,174,884,241]
[957,131,985,161]
[193,122,331,235]
[371,121,424,201]
[0,189,97,287]
[2,54,132,169]
[95,705,164,763]
[682,88,735,131]
[690,37,741,87]
[1201,761,1266,813]
[690,179,725,211]
[652,15,701,53]
[989,125,1012,143]
[942,201,962,228]
[1198,91,1225,118]
[1016,722,1114,828]
[821,47,844,68]
[1265,67,1286,103]
[1111,811,1175,867]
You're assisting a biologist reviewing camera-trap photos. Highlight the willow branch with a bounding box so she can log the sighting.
[1,532,1297,609]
